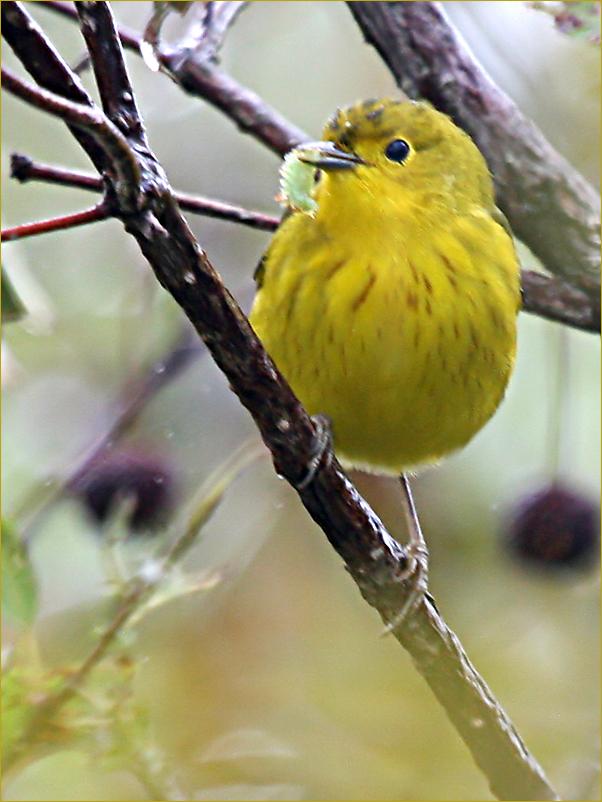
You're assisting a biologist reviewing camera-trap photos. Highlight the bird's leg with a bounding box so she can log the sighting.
[382,473,430,633]
[294,413,333,490]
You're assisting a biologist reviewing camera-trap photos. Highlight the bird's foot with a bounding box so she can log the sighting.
[381,474,430,634]
[381,541,429,635]
[295,413,333,490]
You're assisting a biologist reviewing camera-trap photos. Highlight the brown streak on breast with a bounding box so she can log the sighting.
[406,291,418,310]
[324,259,347,281]
[439,253,460,289]
[351,269,377,312]
[407,259,420,284]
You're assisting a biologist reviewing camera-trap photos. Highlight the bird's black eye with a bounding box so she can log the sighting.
[385,139,410,163]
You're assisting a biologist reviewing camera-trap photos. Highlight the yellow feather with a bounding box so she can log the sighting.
[250,99,521,475]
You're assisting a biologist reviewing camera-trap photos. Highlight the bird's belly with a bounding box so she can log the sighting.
[251,248,517,475]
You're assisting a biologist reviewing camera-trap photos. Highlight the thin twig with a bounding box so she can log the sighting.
[1,65,141,210]
[10,153,102,190]
[76,0,148,147]
[166,0,249,64]
[1,203,109,242]
[173,188,279,230]
[8,154,281,234]
[162,60,307,156]
[43,0,141,50]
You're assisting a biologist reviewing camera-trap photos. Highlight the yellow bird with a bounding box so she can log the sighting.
[250,98,520,478]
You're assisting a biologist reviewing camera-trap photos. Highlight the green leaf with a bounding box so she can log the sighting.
[1,266,27,324]
[1,521,38,628]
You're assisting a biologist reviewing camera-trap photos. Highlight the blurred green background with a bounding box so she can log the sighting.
[2,2,600,800]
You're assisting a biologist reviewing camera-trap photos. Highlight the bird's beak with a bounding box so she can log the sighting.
[295,141,367,170]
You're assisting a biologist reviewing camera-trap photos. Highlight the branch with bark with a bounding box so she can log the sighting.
[4,1,598,799]
[5,154,279,237]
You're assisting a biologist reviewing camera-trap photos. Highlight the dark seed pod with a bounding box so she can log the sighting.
[71,450,176,534]
[504,482,600,572]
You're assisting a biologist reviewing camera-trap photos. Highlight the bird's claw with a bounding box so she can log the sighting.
[295,413,333,490]
[381,537,430,636]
